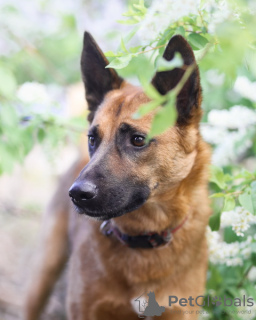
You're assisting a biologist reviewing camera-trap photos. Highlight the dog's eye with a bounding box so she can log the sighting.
[131,135,145,147]
[88,135,95,146]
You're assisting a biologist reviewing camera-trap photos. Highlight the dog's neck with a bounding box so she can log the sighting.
[100,214,189,249]
[112,185,190,236]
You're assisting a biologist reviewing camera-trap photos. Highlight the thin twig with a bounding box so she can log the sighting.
[198,9,208,31]
[136,44,166,55]
[6,28,68,85]
[41,119,85,134]
[173,64,196,96]
[173,42,213,96]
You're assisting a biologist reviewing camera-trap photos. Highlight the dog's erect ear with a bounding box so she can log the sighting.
[81,32,123,122]
[151,35,201,125]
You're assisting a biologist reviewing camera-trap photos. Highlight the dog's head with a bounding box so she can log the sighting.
[69,32,202,220]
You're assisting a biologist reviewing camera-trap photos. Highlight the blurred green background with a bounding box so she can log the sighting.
[0,0,256,319]
[0,0,129,318]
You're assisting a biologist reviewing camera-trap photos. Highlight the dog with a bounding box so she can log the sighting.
[24,32,211,320]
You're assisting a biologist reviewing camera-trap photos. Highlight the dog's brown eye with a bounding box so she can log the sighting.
[88,136,95,146]
[131,135,145,147]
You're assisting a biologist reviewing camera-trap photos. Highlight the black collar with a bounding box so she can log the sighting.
[100,217,188,249]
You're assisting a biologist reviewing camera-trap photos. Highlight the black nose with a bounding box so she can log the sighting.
[69,182,97,203]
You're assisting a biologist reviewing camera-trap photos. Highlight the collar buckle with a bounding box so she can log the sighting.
[100,220,112,236]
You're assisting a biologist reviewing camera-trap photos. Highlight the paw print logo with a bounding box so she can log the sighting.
[212,296,222,306]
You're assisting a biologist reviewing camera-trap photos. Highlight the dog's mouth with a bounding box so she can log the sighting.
[71,201,120,220]
[70,190,150,220]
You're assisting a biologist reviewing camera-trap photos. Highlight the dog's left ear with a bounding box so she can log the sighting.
[151,35,201,125]
[81,32,123,122]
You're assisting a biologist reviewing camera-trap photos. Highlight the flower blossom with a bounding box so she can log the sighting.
[200,105,256,166]
[207,227,255,266]
[234,76,256,102]
[137,0,200,43]
[221,207,256,237]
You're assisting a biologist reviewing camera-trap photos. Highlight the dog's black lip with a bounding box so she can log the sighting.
[72,204,127,220]
[71,197,149,221]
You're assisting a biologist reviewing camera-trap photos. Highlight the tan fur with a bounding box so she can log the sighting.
[24,38,211,320]
[66,83,211,320]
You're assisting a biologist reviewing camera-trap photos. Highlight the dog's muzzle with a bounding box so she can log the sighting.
[69,181,97,206]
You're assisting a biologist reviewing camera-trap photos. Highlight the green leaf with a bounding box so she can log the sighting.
[106,54,132,69]
[123,26,140,44]
[209,211,221,231]
[175,26,185,37]
[224,226,241,243]
[120,38,128,53]
[239,190,254,214]
[0,104,18,127]
[188,33,209,50]
[244,279,256,300]
[207,264,223,291]
[133,100,160,119]
[148,95,177,139]
[225,287,241,299]
[236,169,254,180]
[210,165,226,189]
[62,14,76,29]
[201,21,250,80]
[129,45,142,53]
[133,3,147,14]
[0,66,17,98]
[155,52,183,72]
[210,193,225,198]
[141,82,163,101]
[37,127,46,142]
[123,10,143,18]
[251,243,256,253]
[194,43,212,61]
[251,253,256,266]
[117,54,154,82]
[223,195,235,212]
[0,146,15,173]
[117,19,139,25]
[104,51,120,57]
[251,181,256,213]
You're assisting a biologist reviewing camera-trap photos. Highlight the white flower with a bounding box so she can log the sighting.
[206,69,225,86]
[207,105,256,129]
[206,226,255,266]
[137,0,200,43]
[241,247,252,259]
[248,267,256,281]
[201,127,252,166]
[138,0,235,43]
[17,82,51,104]
[234,76,256,102]
[221,207,256,237]
[206,0,231,34]
[200,125,227,145]
[248,0,256,13]
[200,105,256,166]
[16,82,66,116]
[239,300,256,320]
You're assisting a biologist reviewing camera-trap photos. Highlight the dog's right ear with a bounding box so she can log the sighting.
[151,35,201,125]
[81,32,123,122]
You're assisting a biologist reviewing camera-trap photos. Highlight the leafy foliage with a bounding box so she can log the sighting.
[1,0,256,318]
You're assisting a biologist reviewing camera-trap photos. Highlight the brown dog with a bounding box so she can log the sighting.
[25,32,211,320]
